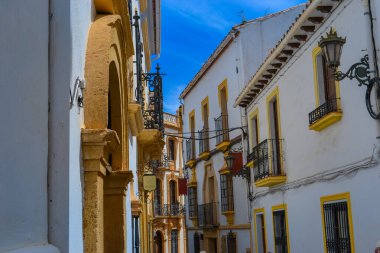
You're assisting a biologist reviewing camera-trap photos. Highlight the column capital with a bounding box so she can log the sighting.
[104,171,134,195]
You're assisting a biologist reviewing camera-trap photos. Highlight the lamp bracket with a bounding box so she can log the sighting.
[334,54,380,119]
[335,55,371,87]
[70,77,86,108]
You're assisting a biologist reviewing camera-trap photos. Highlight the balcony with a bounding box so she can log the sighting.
[198,128,210,160]
[309,98,342,131]
[154,203,185,217]
[249,139,286,187]
[186,139,196,167]
[137,66,164,150]
[215,114,230,152]
[198,202,219,228]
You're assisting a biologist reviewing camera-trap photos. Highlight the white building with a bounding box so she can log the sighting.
[0,1,161,253]
[234,0,380,252]
[179,5,305,253]
[151,112,187,253]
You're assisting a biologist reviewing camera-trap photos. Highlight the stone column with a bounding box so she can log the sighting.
[104,171,133,253]
[82,129,119,253]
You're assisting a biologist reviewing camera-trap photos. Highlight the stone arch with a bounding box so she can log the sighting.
[84,14,130,170]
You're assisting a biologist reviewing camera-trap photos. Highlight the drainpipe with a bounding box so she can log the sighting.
[362,0,380,156]
[362,0,379,76]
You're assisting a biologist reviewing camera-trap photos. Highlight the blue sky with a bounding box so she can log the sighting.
[158,0,308,114]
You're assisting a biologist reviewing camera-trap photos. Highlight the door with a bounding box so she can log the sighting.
[208,238,218,253]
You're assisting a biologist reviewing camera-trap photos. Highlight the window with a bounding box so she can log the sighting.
[249,109,259,149]
[171,230,178,253]
[220,173,234,212]
[267,88,283,176]
[154,179,162,216]
[254,208,267,253]
[321,193,354,253]
[200,97,210,154]
[309,47,342,130]
[170,180,177,204]
[314,47,338,107]
[169,139,175,161]
[189,110,196,159]
[272,205,289,253]
[132,217,140,253]
[216,79,229,144]
[188,186,198,218]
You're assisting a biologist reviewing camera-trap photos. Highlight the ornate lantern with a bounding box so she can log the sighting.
[318,28,346,69]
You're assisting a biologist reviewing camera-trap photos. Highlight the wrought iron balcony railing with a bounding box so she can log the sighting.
[251,139,285,182]
[154,203,185,217]
[198,128,210,155]
[309,98,340,125]
[198,202,218,228]
[141,65,164,133]
[186,139,195,161]
[215,114,229,145]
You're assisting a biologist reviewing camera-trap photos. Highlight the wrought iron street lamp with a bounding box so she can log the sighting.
[318,28,380,119]
[224,149,253,200]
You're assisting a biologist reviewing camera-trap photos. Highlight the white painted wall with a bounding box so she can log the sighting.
[0,1,58,252]
[182,7,303,253]
[48,0,94,252]
[244,0,380,252]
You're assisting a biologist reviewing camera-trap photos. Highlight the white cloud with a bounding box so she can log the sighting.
[163,0,233,33]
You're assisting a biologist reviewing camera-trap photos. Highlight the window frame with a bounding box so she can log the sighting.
[320,192,355,253]
[272,204,290,253]
[254,208,267,253]
[188,186,198,218]
[168,138,176,161]
[248,108,260,150]
[312,46,341,109]
[220,171,234,212]
[266,87,284,176]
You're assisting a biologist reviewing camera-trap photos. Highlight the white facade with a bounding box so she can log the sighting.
[236,0,380,252]
[180,6,304,253]
[0,0,160,253]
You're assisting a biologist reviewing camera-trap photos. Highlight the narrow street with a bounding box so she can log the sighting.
[1,0,380,253]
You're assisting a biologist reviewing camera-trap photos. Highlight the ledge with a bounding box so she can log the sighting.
[198,151,211,161]
[185,159,196,168]
[309,112,343,131]
[246,160,254,168]
[128,103,144,136]
[216,141,230,153]
[222,211,235,225]
[254,176,287,187]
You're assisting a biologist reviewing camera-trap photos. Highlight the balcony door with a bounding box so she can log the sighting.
[268,95,281,175]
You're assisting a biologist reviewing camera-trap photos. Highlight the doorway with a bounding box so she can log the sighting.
[154,231,163,253]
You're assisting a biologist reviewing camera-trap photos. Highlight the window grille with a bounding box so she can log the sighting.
[171,230,178,253]
[188,187,198,218]
[273,210,288,253]
[323,201,351,253]
[220,173,234,212]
